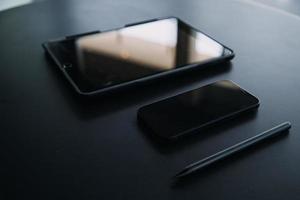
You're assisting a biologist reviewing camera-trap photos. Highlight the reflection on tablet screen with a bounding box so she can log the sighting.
[76,18,225,86]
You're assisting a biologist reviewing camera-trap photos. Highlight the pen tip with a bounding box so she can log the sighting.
[173,168,191,179]
[173,174,182,179]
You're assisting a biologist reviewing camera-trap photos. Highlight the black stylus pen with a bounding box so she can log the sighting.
[174,122,291,179]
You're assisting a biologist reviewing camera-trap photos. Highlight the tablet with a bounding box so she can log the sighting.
[43,17,234,96]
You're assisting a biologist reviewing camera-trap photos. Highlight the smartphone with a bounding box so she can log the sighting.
[137,80,259,140]
[43,17,234,96]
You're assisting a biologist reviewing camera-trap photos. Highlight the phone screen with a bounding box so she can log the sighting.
[138,80,259,139]
[76,18,227,88]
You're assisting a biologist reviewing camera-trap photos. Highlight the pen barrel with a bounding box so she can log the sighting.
[178,122,291,178]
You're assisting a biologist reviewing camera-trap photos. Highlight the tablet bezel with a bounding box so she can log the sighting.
[42,17,235,96]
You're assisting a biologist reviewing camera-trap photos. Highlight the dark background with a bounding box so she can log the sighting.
[1,0,300,199]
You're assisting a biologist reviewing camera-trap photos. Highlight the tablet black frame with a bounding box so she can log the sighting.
[42,17,235,96]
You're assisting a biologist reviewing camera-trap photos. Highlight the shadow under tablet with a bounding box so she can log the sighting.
[44,50,232,120]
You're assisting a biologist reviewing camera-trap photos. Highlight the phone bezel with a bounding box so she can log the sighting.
[137,80,259,140]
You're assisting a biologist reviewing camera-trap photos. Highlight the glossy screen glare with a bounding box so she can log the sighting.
[138,80,259,139]
[76,18,225,86]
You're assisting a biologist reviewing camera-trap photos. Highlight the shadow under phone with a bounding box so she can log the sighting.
[138,108,258,155]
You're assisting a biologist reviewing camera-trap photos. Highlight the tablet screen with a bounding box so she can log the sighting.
[76,18,225,87]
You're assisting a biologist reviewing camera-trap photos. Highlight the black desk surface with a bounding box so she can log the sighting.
[1,0,300,199]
